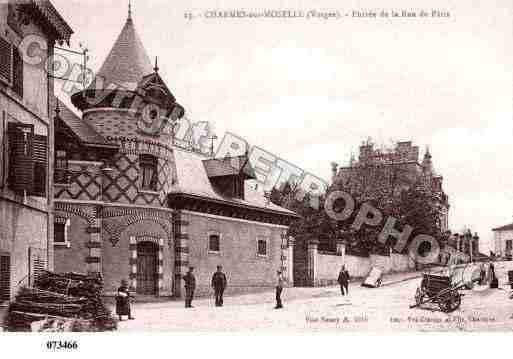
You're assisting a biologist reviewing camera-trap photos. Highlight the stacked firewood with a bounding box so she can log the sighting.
[4,271,117,332]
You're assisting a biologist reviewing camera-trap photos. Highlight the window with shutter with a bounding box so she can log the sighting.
[31,135,47,197]
[0,37,12,86]
[12,47,23,98]
[7,122,34,193]
[33,256,45,283]
[0,255,11,303]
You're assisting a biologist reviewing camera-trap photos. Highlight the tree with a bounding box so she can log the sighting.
[330,162,444,256]
[270,182,337,253]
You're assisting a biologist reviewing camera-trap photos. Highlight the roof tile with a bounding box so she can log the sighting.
[57,99,111,147]
[171,148,296,216]
[90,16,153,91]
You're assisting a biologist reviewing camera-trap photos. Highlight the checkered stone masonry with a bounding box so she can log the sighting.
[102,153,173,207]
[174,210,189,298]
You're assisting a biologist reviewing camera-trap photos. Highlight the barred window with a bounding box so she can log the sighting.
[257,239,267,256]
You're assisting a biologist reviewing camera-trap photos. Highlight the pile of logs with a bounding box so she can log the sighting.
[4,271,117,332]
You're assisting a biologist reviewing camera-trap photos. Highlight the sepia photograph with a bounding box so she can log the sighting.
[0,0,512,355]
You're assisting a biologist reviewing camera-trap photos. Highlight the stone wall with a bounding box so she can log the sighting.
[182,210,290,297]
[53,214,90,275]
[313,245,415,286]
[0,6,54,301]
[0,201,48,300]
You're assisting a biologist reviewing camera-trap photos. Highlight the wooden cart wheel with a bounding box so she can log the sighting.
[439,294,461,313]
[415,287,425,306]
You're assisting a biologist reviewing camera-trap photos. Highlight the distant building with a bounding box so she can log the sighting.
[492,222,513,260]
[53,6,297,297]
[332,140,450,233]
[0,0,73,303]
[446,230,481,263]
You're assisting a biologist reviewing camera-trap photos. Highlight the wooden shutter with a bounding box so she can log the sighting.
[12,47,23,98]
[0,255,10,302]
[0,37,12,85]
[28,248,46,286]
[7,122,34,193]
[31,135,47,197]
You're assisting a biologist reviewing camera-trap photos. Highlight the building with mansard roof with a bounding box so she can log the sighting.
[53,6,297,297]
[0,0,73,305]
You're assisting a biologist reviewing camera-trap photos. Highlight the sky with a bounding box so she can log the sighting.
[52,0,513,252]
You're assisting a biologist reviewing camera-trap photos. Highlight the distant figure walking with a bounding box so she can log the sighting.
[211,265,227,307]
[183,267,196,308]
[115,279,134,321]
[489,262,498,289]
[479,263,487,285]
[275,270,285,309]
[337,265,350,295]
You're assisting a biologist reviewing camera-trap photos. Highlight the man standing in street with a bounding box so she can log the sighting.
[275,270,284,309]
[337,265,350,296]
[211,265,227,307]
[337,266,347,296]
[183,266,196,308]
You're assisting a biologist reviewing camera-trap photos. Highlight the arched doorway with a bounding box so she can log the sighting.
[137,242,158,295]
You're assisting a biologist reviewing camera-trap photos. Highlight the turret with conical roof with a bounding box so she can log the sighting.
[71,3,184,144]
[92,6,153,90]
[71,4,183,116]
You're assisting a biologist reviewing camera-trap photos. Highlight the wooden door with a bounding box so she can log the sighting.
[137,242,157,295]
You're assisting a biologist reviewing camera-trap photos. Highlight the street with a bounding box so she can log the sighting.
[116,262,513,332]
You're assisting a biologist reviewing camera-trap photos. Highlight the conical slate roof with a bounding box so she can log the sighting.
[92,14,153,90]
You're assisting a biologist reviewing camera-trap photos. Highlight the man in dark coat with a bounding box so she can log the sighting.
[275,270,284,309]
[183,267,196,308]
[115,279,134,321]
[211,265,228,307]
[337,265,350,296]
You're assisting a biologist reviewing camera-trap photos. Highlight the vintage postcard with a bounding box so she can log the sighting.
[0,0,512,350]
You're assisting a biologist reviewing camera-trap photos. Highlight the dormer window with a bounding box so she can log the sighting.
[203,155,255,200]
[140,154,158,191]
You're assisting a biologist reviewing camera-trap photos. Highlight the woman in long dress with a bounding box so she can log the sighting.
[116,279,134,321]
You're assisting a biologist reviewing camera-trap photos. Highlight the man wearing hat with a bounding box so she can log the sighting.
[183,266,196,308]
[275,269,285,309]
[211,265,228,307]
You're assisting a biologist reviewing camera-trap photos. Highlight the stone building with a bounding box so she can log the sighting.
[332,140,450,234]
[53,8,297,297]
[492,221,513,260]
[0,0,72,304]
